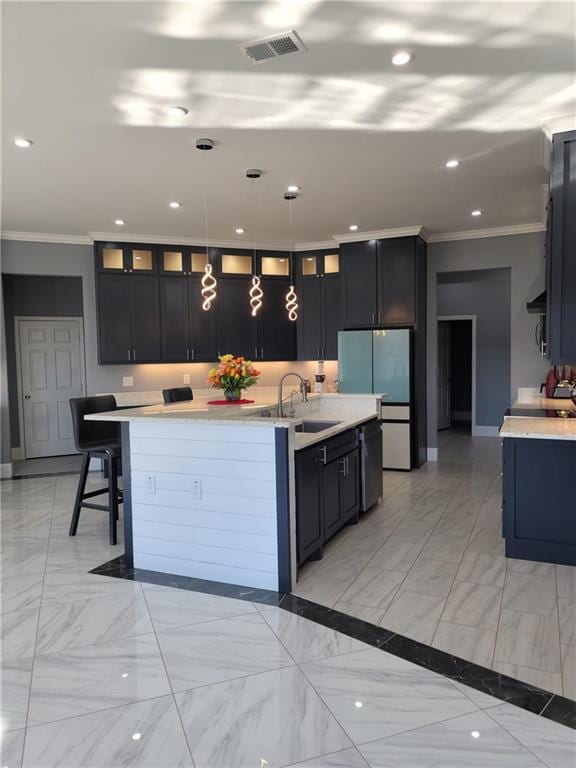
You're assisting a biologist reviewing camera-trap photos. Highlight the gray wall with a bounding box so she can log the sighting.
[427,232,549,449]
[0,239,334,458]
[2,274,83,449]
[438,269,511,428]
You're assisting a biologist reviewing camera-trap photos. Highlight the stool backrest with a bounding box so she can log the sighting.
[162,386,193,404]
[69,395,119,452]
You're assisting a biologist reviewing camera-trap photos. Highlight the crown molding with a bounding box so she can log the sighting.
[0,231,92,245]
[334,226,423,244]
[88,232,291,251]
[294,240,338,252]
[542,114,576,140]
[427,222,546,244]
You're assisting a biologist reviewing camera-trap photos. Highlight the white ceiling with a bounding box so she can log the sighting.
[2,1,575,245]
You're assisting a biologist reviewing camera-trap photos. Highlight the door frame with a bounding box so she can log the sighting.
[14,316,86,460]
[437,315,477,435]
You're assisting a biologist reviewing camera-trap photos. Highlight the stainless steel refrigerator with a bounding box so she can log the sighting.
[338,329,413,470]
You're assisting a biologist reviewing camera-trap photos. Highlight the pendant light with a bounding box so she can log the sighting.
[247,169,263,317]
[284,191,298,322]
[196,138,217,311]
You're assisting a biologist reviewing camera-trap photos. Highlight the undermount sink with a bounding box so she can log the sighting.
[295,420,341,433]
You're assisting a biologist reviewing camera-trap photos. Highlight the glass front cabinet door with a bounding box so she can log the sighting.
[97,244,158,274]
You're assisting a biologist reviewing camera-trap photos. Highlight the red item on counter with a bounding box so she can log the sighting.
[207,399,255,405]
[545,368,558,398]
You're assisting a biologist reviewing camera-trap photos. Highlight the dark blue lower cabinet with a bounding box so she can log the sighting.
[502,437,576,565]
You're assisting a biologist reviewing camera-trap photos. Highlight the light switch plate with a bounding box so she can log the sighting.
[122,376,134,387]
[183,374,191,384]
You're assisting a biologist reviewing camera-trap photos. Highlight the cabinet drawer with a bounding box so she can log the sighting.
[381,405,410,420]
[323,429,358,464]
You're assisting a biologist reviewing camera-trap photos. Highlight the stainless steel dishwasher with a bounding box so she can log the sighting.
[358,419,383,512]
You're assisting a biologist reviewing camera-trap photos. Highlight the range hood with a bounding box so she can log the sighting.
[527,290,547,314]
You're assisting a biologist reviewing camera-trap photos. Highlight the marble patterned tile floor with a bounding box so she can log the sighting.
[295,428,576,700]
[1,470,575,767]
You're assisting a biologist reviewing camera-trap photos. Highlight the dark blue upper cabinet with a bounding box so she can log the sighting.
[549,130,576,364]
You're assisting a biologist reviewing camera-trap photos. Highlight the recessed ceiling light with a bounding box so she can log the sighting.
[169,201,181,209]
[471,209,483,217]
[131,733,142,741]
[14,137,33,148]
[470,731,480,739]
[349,224,359,231]
[354,701,363,708]
[164,106,189,117]
[287,185,300,193]
[114,219,125,226]
[392,51,413,66]
[235,227,245,234]
[445,159,461,168]
[307,258,314,262]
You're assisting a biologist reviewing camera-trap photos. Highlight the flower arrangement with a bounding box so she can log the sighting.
[208,354,261,401]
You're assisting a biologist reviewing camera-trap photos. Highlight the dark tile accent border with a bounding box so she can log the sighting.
[91,554,576,730]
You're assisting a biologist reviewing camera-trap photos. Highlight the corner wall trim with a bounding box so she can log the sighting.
[427,223,545,243]
[472,426,500,437]
[427,448,438,462]
[1,462,13,479]
[0,231,92,245]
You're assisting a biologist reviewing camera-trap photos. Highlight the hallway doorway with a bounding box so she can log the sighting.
[437,317,475,435]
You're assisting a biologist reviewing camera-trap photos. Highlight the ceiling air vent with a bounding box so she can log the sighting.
[240,30,307,64]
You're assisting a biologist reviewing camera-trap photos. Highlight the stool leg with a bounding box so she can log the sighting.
[69,453,90,537]
[108,456,118,546]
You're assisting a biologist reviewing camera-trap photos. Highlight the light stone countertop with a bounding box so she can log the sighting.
[500,416,576,441]
[86,392,381,450]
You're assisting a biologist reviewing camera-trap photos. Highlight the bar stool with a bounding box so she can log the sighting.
[68,395,122,545]
[162,386,193,404]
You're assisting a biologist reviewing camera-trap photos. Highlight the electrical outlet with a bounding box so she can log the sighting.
[122,376,134,387]
[192,479,202,498]
[183,374,191,384]
[145,474,156,495]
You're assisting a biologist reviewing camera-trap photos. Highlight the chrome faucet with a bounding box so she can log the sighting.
[277,373,308,417]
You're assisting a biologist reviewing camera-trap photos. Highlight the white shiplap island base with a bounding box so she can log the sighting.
[87,393,380,592]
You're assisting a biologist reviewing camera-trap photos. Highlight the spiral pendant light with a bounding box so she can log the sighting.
[250,275,263,316]
[247,168,263,317]
[197,138,217,311]
[284,192,298,322]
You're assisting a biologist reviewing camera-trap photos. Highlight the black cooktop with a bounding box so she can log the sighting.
[506,407,576,418]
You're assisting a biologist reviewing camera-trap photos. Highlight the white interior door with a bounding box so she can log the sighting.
[19,319,84,458]
[437,321,451,430]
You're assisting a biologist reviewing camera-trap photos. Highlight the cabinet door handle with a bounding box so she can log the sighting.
[132,348,136,360]
[127,349,131,361]
[346,455,349,476]
[261,348,264,359]
[339,457,346,476]
[319,446,327,465]
[255,347,258,360]
[186,348,189,360]
[191,348,195,361]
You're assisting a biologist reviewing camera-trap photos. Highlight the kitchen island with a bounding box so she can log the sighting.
[500,400,576,566]
[87,392,381,592]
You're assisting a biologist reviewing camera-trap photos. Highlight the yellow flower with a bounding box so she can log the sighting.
[220,354,233,362]
[235,373,240,379]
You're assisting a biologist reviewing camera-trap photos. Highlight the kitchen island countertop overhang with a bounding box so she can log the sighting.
[87,393,382,592]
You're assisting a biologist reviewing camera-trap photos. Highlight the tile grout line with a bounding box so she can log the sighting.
[139,583,198,768]
[20,478,58,761]
[482,706,553,768]
[554,564,564,697]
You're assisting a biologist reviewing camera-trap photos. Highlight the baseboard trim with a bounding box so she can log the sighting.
[11,446,24,461]
[427,448,438,462]
[1,462,13,479]
[472,426,500,437]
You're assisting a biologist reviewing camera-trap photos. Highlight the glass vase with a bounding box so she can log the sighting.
[224,388,242,402]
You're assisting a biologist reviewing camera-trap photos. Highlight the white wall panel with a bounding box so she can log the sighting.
[129,422,281,590]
